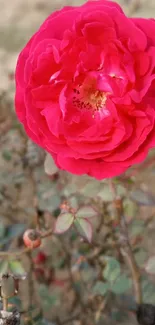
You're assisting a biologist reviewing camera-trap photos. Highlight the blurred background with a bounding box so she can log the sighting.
[0,0,154,98]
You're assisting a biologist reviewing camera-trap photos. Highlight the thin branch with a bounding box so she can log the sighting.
[95,296,108,323]
[61,313,80,325]
[41,228,53,238]
[0,228,54,258]
[26,251,34,308]
[0,247,31,258]
[109,179,142,305]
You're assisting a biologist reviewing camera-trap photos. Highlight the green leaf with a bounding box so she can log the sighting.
[103,258,121,284]
[38,192,61,213]
[9,260,26,276]
[111,275,132,294]
[0,224,26,247]
[0,222,5,239]
[135,249,147,267]
[2,150,12,161]
[31,308,43,323]
[130,189,155,206]
[8,224,26,237]
[98,184,126,202]
[93,281,109,296]
[54,213,74,234]
[38,285,58,311]
[145,256,155,274]
[81,181,101,198]
[9,296,22,310]
[141,276,155,304]
[76,206,97,219]
[68,196,79,210]
[129,220,145,237]
[23,305,45,325]
[0,260,8,274]
[111,310,127,322]
[123,199,138,219]
[74,218,92,243]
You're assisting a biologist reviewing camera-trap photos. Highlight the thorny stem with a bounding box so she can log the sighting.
[108,179,142,305]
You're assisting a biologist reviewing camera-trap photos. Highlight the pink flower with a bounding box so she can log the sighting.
[15,0,155,179]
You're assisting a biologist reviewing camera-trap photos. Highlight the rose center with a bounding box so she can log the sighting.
[72,76,108,114]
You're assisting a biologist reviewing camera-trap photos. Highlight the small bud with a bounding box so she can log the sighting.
[23,229,41,248]
[60,201,69,211]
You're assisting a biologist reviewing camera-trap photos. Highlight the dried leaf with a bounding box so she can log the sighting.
[44,154,58,176]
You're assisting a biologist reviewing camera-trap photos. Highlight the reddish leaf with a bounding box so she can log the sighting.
[54,213,74,234]
[74,218,93,243]
[76,206,97,219]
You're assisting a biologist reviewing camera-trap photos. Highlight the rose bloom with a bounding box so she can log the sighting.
[15,0,155,179]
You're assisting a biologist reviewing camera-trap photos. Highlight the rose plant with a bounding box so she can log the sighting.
[0,1,155,324]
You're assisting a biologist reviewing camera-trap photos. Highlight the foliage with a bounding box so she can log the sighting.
[1,111,155,325]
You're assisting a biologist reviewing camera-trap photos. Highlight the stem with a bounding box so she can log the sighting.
[0,228,54,258]
[2,297,8,311]
[109,179,142,305]
[61,314,80,325]
[0,247,31,257]
[41,228,53,238]
[95,296,108,323]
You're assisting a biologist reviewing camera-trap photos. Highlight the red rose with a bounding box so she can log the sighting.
[15,0,155,179]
